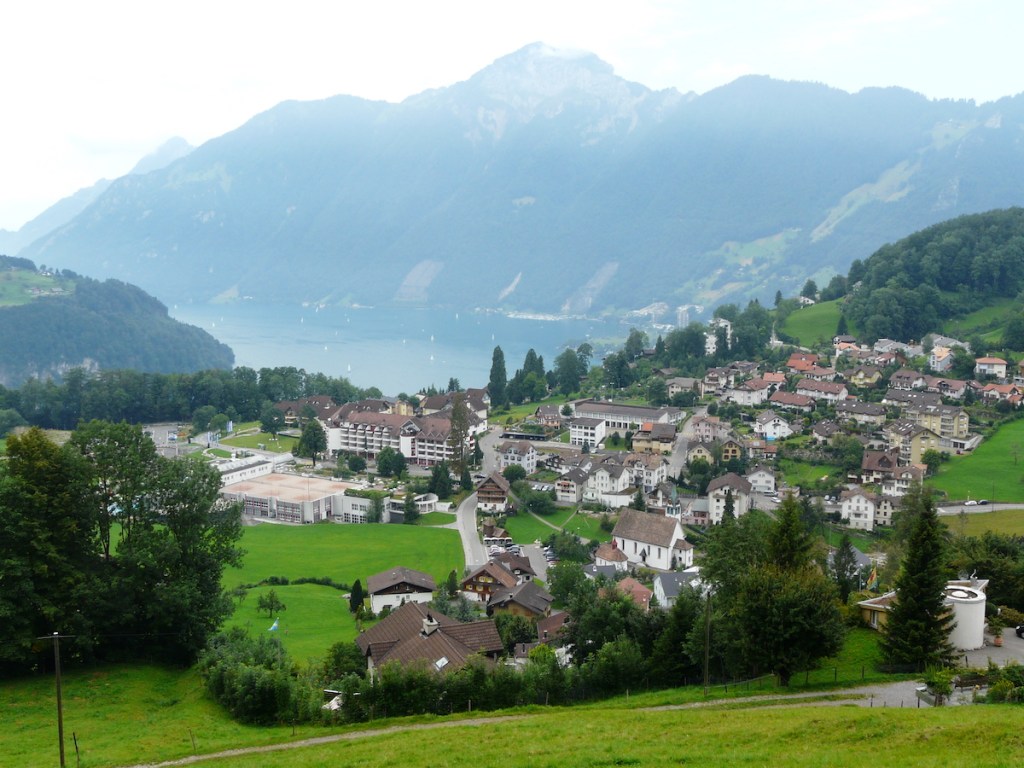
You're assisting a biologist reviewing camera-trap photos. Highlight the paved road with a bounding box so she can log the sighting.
[453,491,487,569]
[937,502,1023,515]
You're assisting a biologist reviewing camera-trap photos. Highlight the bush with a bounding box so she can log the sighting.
[198,629,296,724]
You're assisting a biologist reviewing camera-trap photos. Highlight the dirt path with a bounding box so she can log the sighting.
[122,681,928,768]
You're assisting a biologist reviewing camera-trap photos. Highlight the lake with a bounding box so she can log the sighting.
[170,303,627,395]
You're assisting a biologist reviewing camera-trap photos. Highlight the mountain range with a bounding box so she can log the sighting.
[12,43,1024,319]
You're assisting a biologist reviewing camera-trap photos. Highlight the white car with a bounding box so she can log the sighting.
[964,500,978,506]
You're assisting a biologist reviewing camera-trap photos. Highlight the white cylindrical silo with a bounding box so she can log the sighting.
[943,586,986,651]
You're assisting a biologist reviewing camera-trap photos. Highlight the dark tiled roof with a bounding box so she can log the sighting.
[488,580,553,616]
[367,566,436,595]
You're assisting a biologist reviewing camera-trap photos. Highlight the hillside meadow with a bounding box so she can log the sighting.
[222,522,463,661]
[941,507,1024,537]
[927,418,1024,502]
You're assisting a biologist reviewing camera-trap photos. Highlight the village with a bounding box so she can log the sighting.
[200,315,1024,678]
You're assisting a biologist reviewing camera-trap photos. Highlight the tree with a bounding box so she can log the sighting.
[403,490,419,524]
[647,377,668,406]
[460,466,472,491]
[495,613,536,654]
[429,461,454,499]
[881,487,955,669]
[801,279,818,300]
[921,449,945,476]
[831,533,859,603]
[376,446,406,477]
[446,377,461,393]
[349,580,365,613]
[368,494,385,524]
[489,346,508,407]
[347,454,367,472]
[503,464,527,483]
[730,565,843,685]
[447,393,470,473]
[69,419,161,560]
[256,589,286,617]
[623,328,649,360]
[768,495,814,571]
[297,420,327,466]
[631,487,647,512]
[259,403,285,438]
[553,348,584,395]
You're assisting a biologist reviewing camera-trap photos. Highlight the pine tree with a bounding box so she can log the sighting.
[881,488,955,669]
[768,494,813,571]
[348,579,364,613]
[831,533,859,603]
[488,346,507,408]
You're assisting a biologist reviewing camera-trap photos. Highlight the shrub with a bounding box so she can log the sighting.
[198,629,296,724]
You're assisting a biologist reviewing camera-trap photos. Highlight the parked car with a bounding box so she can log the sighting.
[964,500,978,506]
[978,500,990,505]
[1016,624,1024,639]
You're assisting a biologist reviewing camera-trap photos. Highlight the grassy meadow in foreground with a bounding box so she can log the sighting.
[191,705,1024,768]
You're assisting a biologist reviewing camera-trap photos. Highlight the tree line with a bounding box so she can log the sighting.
[0,365,381,436]
[0,422,244,674]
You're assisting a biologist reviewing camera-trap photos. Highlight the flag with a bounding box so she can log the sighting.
[268,618,279,632]
[866,566,878,591]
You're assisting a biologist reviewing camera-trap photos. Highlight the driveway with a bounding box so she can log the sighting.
[453,491,487,570]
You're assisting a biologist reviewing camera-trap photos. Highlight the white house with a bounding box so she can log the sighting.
[611,508,691,571]
[497,440,539,475]
[745,466,776,494]
[706,473,752,524]
[840,488,877,532]
[752,410,793,440]
[366,567,436,614]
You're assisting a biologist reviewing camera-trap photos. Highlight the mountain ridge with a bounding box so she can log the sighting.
[15,44,1024,318]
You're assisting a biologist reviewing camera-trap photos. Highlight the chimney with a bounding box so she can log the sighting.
[422,612,439,636]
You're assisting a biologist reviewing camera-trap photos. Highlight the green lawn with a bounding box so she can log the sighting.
[779,299,843,347]
[562,512,613,543]
[777,458,843,489]
[185,700,1020,768]
[941,507,1024,537]
[229,523,463,588]
[223,582,360,664]
[223,524,463,660]
[417,510,457,526]
[503,507,612,544]
[4,626,980,768]
[220,432,298,453]
[927,418,1024,502]
[0,664,333,768]
[503,512,560,543]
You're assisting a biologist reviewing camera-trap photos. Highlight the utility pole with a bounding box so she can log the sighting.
[40,632,72,768]
[703,592,712,696]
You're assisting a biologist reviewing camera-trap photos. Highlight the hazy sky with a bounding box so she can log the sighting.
[1,0,1019,231]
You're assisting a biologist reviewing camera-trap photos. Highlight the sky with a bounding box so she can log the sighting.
[1,0,1020,231]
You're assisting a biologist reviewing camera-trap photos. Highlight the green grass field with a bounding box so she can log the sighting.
[941,507,1024,537]
[417,510,457,526]
[504,511,560,543]
[927,418,1024,502]
[229,523,463,588]
[220,432,298,453]
[777,458,843,489]
[0,269,74,306]
[223,582,363,664]
[779,299,843,347]
[943,297,1018,336]
[221,524,463,661]
[0,664,331,768]
[5,628,963,768]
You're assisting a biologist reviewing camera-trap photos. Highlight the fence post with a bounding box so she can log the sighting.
[833,667,837,682]
[861,665,865,681]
